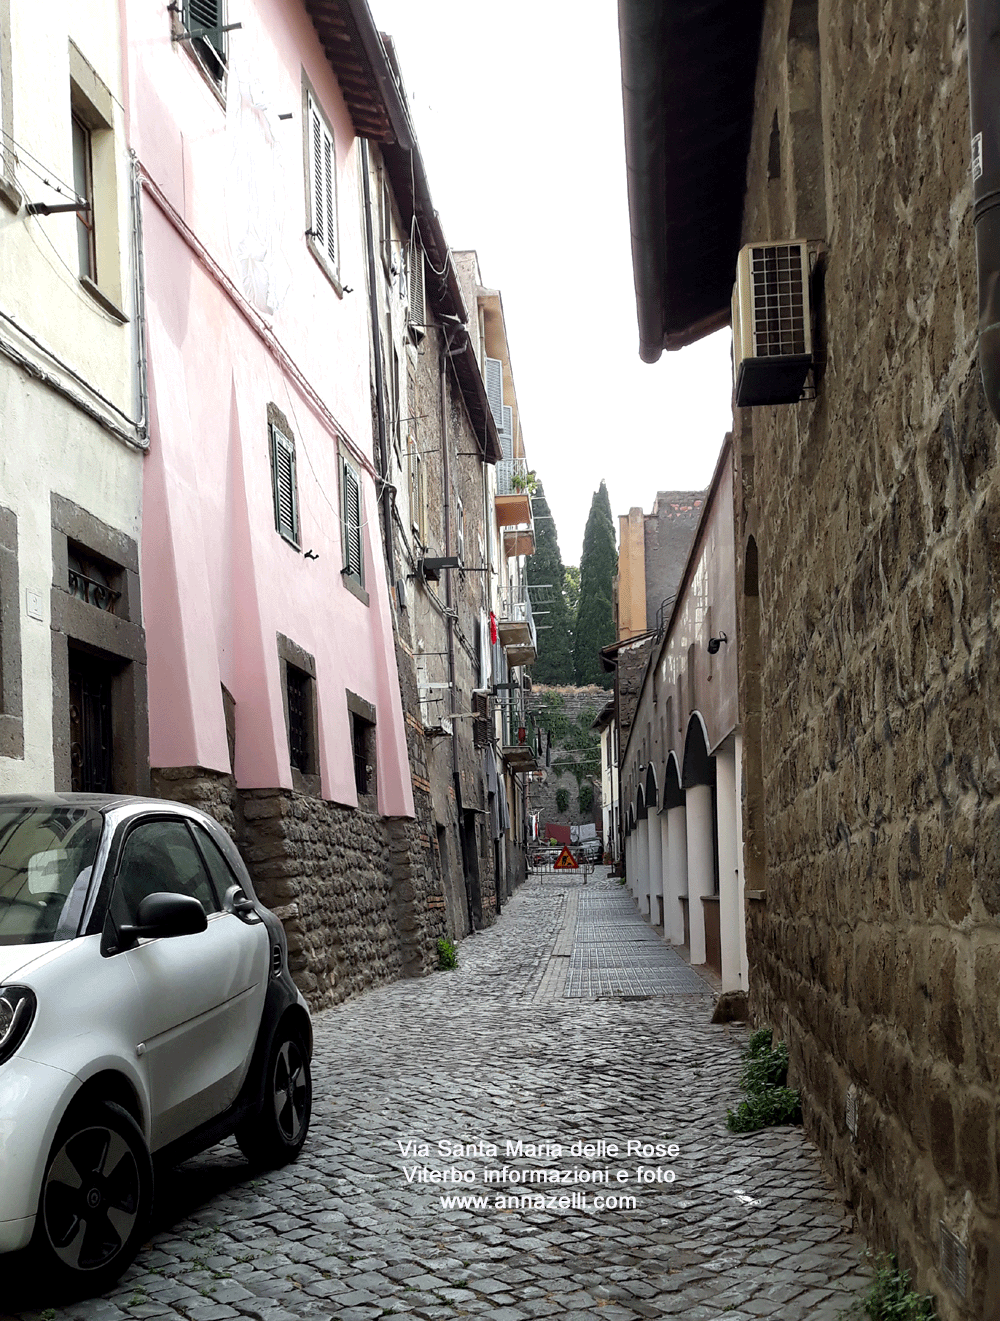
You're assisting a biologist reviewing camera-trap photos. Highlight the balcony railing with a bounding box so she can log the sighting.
[496,457,528,496]
[496,585,536,663]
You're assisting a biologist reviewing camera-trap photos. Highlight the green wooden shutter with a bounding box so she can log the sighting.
[271,424,298,545]
[342,458,363,583]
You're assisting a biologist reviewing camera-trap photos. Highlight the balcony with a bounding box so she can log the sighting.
[499,707,539,773]
[495,458,532,527]
[503,523,535,557]
[495,585,536,665]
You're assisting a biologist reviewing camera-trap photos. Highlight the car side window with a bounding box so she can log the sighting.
[192,825,240,900]
[114,820,222,923]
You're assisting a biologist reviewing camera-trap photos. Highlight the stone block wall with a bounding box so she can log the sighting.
[153,768,447,1009]
[737,4,1000,1316]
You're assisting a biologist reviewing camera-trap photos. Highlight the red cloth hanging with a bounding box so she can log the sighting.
[489,610,498,644]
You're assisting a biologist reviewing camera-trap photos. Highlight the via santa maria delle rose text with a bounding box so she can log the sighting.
[396,1136,680,1213]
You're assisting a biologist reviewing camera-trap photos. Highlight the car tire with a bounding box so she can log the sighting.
[236,1023,311,1167]
[33,1099,152,1296]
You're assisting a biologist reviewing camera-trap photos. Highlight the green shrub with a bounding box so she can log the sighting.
[859,1256,937,1321]
[556,787,570,814]
[726,1027,802,1133]
[437,937,458,970]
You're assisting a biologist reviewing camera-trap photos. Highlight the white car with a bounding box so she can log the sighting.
[0,794,312,1295]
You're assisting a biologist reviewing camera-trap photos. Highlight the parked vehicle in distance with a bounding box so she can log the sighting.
[0,794,312,1295]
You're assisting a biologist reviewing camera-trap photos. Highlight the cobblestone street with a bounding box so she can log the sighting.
[4,873,871,1321]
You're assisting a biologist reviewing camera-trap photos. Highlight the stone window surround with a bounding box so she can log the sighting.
[0,0,20,214]
[69,40,128,323]
[50,492,148,793]
[0,506,23,759]
[346,688,377,810]
[276,632,320,798]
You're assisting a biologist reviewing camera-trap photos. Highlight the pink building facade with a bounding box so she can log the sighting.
[124,0,425,1005]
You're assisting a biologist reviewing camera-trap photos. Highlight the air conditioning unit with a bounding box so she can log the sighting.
[732,240,813,406]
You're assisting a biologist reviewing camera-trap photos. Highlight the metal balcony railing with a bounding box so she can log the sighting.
[496,457,529,497]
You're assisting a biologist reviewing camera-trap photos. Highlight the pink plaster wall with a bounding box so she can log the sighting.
[130,0,413,817]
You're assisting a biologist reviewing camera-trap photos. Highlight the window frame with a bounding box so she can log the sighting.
[276,633,319,796]
[303,81,340,291]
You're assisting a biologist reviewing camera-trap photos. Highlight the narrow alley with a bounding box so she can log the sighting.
[5,874,871,1321]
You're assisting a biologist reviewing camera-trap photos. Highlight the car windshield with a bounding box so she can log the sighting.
[0,805,103,945]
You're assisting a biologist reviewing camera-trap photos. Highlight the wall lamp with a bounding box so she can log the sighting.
[707,632,728,655]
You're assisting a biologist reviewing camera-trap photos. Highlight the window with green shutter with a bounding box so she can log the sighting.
[270,422,299,547]
[341,456,363,586]
[305,88,339,284]
[183,0,228,83]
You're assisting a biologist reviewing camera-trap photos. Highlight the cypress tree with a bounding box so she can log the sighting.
[526,483,574,684]
[573,481,617,688]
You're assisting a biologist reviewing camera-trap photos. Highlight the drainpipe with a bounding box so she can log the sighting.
[967,0,1000,424]
[440,324,475,931]
[359,140,395,581]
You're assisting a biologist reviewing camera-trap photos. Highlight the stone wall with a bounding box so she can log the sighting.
[737,4,1000,1316]
[153,768,447,1008]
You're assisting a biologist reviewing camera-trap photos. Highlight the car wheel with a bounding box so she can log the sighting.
[236,1024,311,1167]
[34,1100,152,1295]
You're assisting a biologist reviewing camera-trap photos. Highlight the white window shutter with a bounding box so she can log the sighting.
[479,610,491,687]
[407,242,425,331]
[484,357,503,427]
[308,93,337,272]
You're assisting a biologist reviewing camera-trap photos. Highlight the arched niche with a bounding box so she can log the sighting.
[662,751,685,810]
[682,713,716,790]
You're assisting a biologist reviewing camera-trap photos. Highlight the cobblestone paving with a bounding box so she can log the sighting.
[4,873,870,1321]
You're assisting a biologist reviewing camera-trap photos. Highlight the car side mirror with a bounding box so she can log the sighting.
[118,891,208,944]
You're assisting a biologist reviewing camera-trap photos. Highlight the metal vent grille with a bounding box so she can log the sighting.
[271,943,283,977]
[939,1222,968,1298]
[750,244,807,357]
[845,1085,858,1138]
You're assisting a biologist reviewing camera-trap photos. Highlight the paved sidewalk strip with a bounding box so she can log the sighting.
[4,872,870,1321]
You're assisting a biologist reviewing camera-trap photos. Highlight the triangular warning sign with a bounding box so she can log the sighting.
[553,845,579,870]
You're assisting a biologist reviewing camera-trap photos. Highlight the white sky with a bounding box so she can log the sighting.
[368,0,734,567]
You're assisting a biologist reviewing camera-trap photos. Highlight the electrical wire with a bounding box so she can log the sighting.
[0,125,82,202]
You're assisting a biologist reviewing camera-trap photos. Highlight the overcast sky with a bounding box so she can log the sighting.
[368,0,734,567]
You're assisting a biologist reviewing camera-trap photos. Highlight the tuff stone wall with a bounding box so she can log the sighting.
[153,768,446,1007]
[737,4,1000,1317]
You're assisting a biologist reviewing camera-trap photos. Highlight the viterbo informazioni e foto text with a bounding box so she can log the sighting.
[397,1137,680,1212]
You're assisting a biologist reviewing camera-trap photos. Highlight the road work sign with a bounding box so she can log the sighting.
[553,846,579,870]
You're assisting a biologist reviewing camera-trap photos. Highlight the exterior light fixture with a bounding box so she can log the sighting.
[707,632,728,655]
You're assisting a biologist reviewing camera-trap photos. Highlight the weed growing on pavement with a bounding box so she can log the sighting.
[437,936,458,970]
[726,1026,802,1132]
[837,1255,937,1320]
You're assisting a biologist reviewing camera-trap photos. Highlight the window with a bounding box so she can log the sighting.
[69,44,125,318]
[407,438,426,546]
[277,634,318,793]
[113,820,222,924]
[182,0,228,85]
[304,86,338,285]
[71,114,95,281]
[340,455,363,586]
[269,421,299,547]
[285,664,311,774]
[406,241,425,336]
[456,496,465,564]
[346,691,377,802]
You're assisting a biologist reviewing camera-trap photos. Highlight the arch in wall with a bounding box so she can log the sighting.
[662,751,685,809]
[636,783,648,822]
[682,712,716,790]
[745,534,759,597]
[644,762,658,811]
